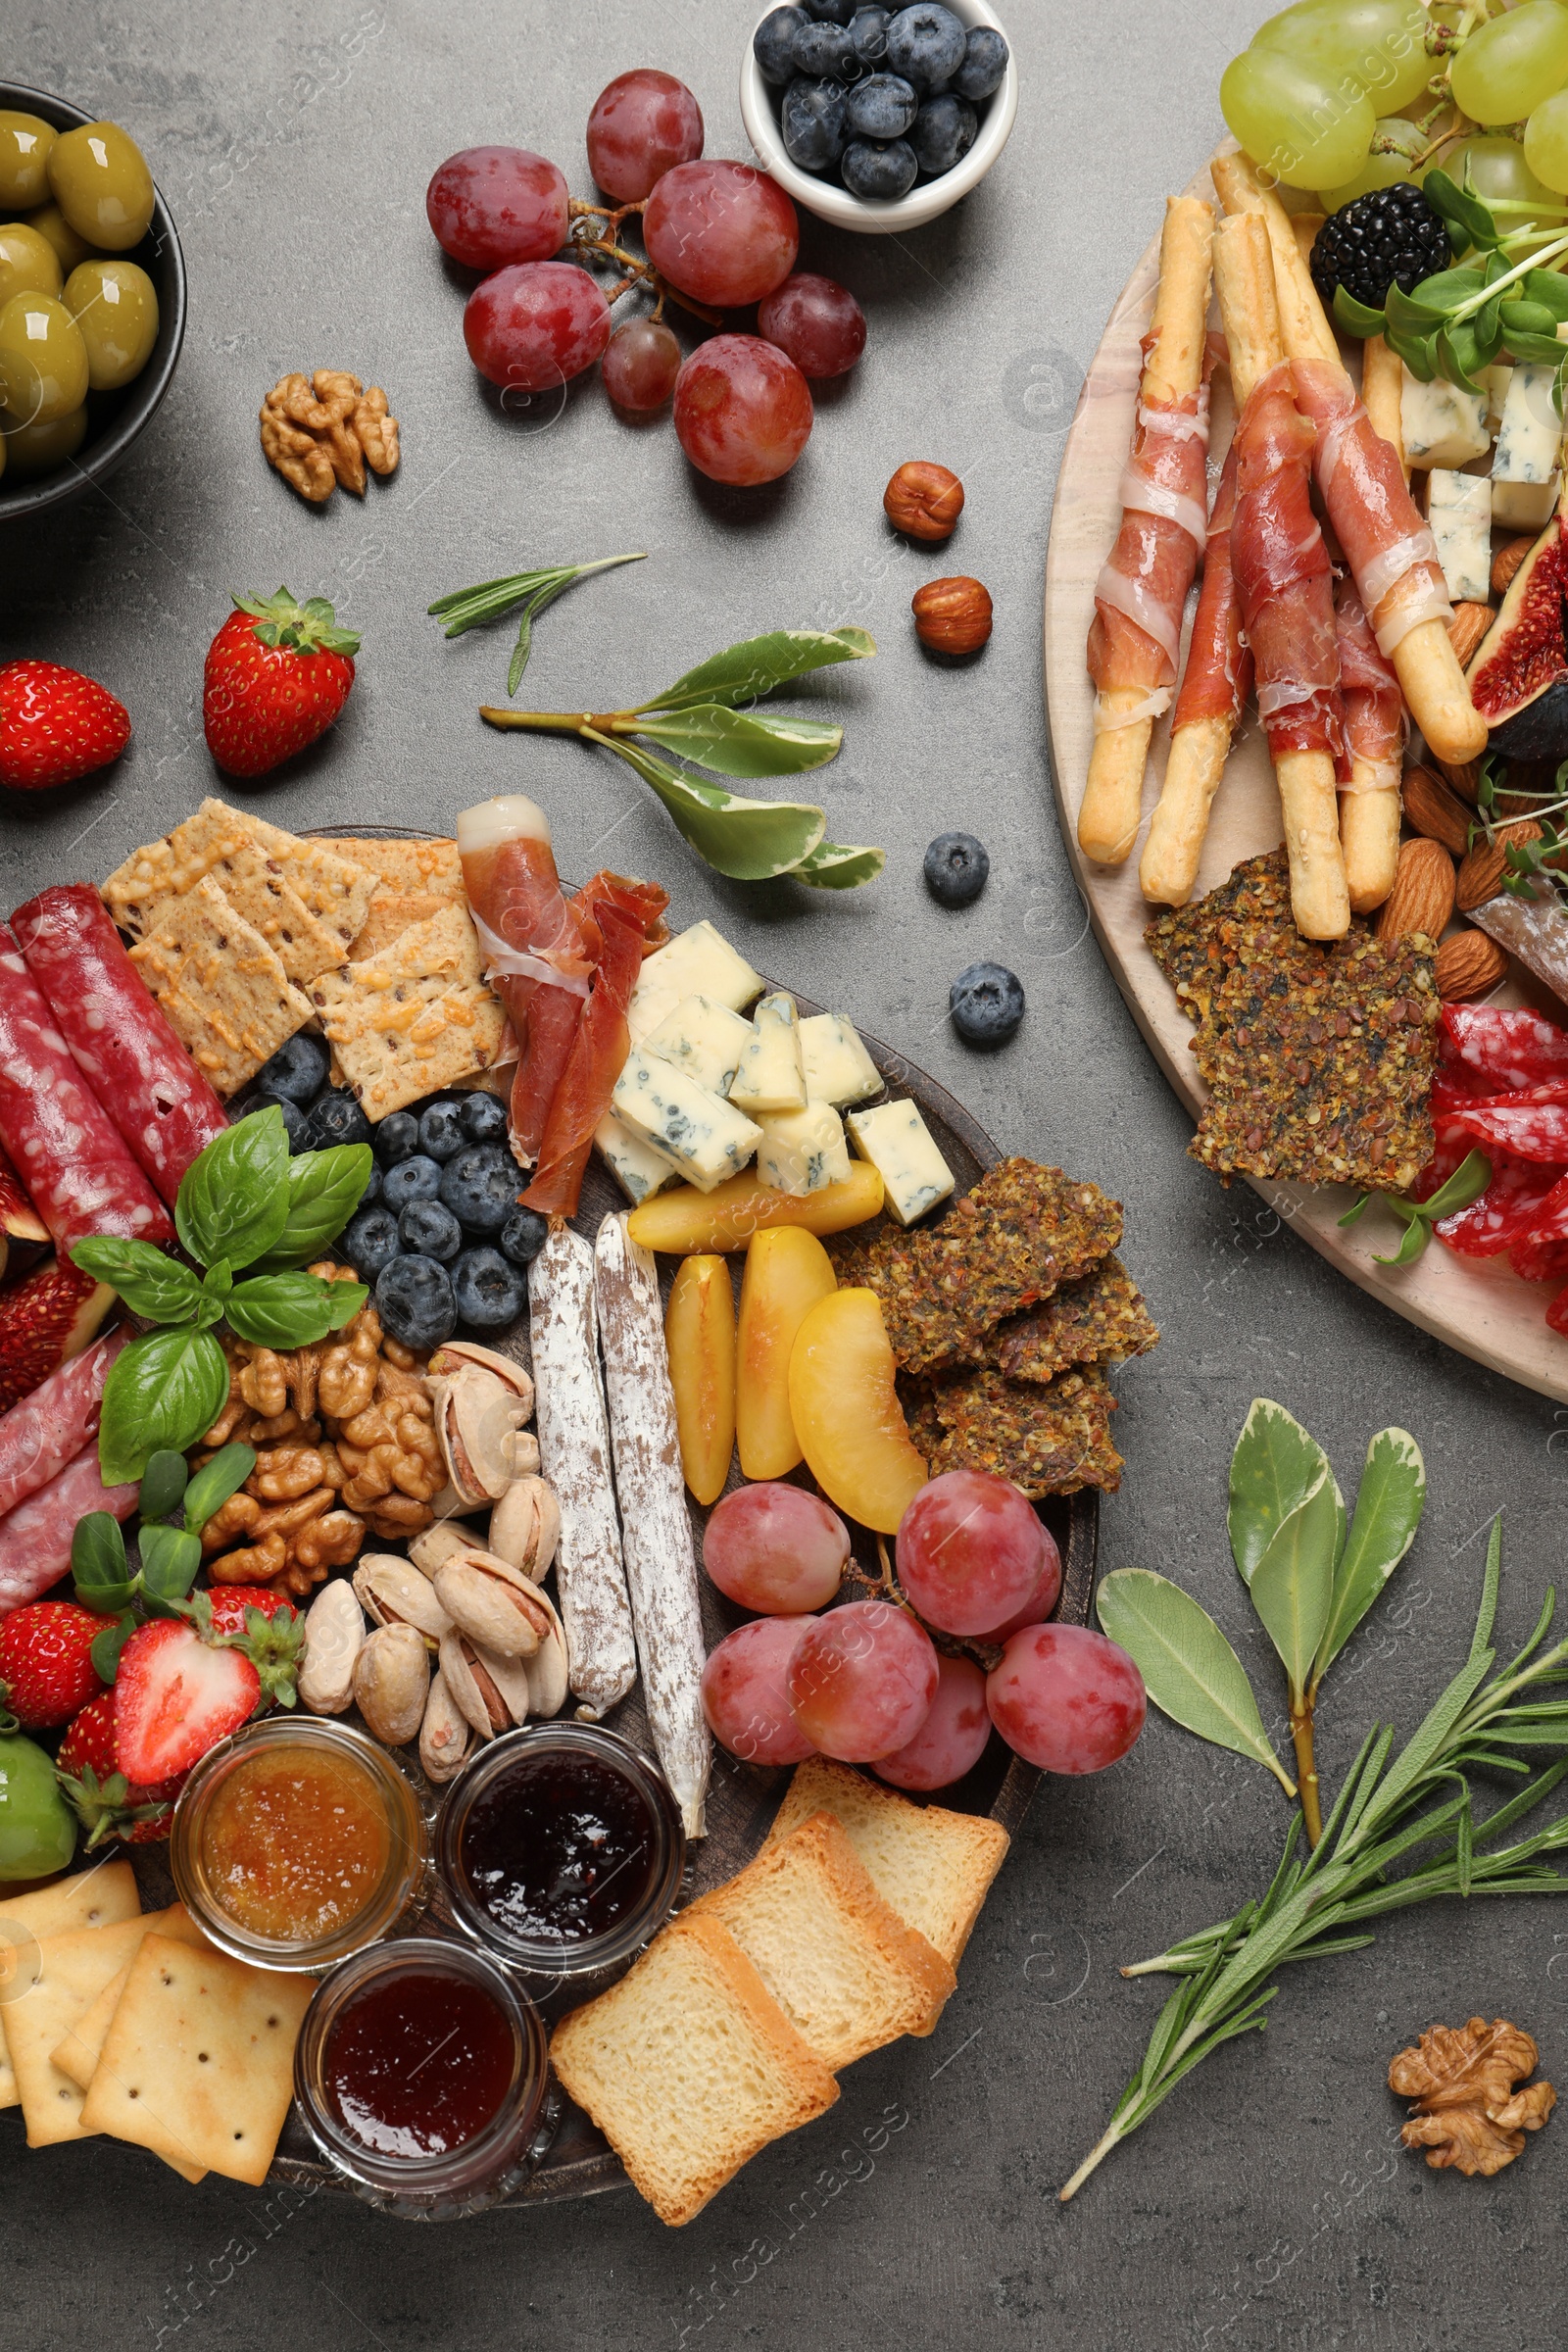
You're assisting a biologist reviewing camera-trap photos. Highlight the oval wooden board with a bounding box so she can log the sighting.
[114,832,1100,2207]
[1043,156,1568,1405]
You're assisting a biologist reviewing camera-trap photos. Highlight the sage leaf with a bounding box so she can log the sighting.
[137,1450,189,1524]
[631,704,844,777]
[1311,1430,1426,1689]
[246,1145,373,1274]
[610,738,826,880]
[1249,1469,1341,1701]
[174,1107,290,1272]
[98,1327,231,1486]
[791,839,888,890]
[224,1271,367,1348]
[645,626,876,713]
[1228,1398,1334,1587]
[1096,1569,1297,1793]
[69,1239,204,1327]
[182,1443,257,1536]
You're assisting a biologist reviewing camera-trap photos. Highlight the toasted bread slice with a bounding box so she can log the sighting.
[763,1756,1009,1970]
[551,1911,837,2228]
[690,1812,956,2069]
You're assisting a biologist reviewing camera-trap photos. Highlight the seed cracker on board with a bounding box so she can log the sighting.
[129,877,314,1098]
[993,1256,1159,1384]
[312,906,508,1119]
[907,1363,1123,1497]
[1144,847,1293,1031]
[349,888,448,960]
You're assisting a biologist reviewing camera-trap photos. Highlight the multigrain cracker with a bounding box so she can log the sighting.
[103,799,376,980]
[311,901,505,1115]
[993,1256,1159,1383]
[911,1363,1123,1497]
[129,878,314,1098]
[1145,847,1293,1028]
[348,889,447,960]
[311,837,464,899]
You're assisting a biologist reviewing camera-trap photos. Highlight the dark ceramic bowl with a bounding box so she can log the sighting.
[0,83,186,521]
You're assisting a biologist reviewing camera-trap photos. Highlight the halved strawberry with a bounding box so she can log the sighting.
[57,1688,186,1846]
[113,1619,263,1785]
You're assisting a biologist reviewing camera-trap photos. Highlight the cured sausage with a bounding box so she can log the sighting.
[0,1443,137,1616]
[0,1329,125,1519]
[527,1221,637,1719]
[594,1210,710,1840]
[0,925,172,1263]
[10,885,227,1207]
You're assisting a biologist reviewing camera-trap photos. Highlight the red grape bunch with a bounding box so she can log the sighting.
[425,67,868,485]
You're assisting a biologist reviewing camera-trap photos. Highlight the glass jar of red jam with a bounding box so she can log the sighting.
[294,1937,558,2217]
[435,1723,685,1981]
[171,1719,430,1971]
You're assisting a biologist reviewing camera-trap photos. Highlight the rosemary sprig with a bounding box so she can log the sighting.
[427,553,646,693]
[1062,1522,1568,2202]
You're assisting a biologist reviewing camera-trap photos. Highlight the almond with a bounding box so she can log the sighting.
[1437,756,1481,805]
[1455,817,1543,911]
[1447,601,1495,669]
[1377,836,1455,945]
[1492,534,1536,600]
[1401,763,1473,858]
[1435,928,1509,1003]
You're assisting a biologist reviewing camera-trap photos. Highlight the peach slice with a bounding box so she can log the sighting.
[788,1288,927,1535]
[626,1161,883,1255]
[736,1227,837,1481]
[664,1254,737,1506]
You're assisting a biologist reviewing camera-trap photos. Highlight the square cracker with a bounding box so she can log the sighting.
[79,1933,314,2187]
[310,837,464,899]
[348,888,447,961]
[0,1859,140,2110]
[312,905,504,1119]
[129,876,314,1099]
[103,799,377,982]
[52,1903,211,2095]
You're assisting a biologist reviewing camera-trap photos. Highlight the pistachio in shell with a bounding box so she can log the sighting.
[352,1621,430,1746]
[437,1627,531,1740]
[432,1546,552,1657]
[428,1340,535,1416]
[522,1584,569,1719]
[487,1475,561,1582]
[296,1577,367,1714]
[408,1521,477,1580]
[418,1670,472,1783]
[353,1552,453,1641]
[434,1364,534,1507]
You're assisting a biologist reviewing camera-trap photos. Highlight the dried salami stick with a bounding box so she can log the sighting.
[594,1211,710,1840]
[527,1222,637,1719]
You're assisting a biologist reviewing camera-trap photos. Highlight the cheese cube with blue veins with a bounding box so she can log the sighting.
[799,1011,883,1108]
[755,1102,852,1196]
[1400,368,1490,470]
[1427,469,1493,606]
[642,994,754,1098]
[1493,362,1563,532]
[612,1050,762,1193]
[594,1108,681,1206]
[847,1100,956,1227]
[727,993,808,1115]
[626,920,764,1046]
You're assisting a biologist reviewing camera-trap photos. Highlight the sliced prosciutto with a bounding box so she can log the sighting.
[1292,358,1451,660]
[522,893,654,1218]
[456,796,593,1166]
[1229,362,1347,768]
[1171,439,1251,732]
[1087,333,1210,724]
[1335,585,1404,790]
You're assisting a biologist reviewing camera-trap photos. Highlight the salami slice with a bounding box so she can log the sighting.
[0,924,172,1262]
[1451,1102,1568,1163]
[10,886,227,1207]
[1436,1155,1566,1257]
[527,1222,637,1719]
[0,1328,126,1519]
[1441,1004,1568,1095]
[0,1443,137,1616]
[594,1211,710,1840]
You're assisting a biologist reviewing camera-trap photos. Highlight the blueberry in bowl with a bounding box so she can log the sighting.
[380,1153,444,1213]
[440,1142,524,1234]
[418,1099,468,1162]
[253,1031,329,1105]
[400,1200,464,1263]
[342,1204,403,1282]
[306,1088,371,1151]
[375,1254,458,1351]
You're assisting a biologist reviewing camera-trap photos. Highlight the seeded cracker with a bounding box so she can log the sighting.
[994,1256,1159,1384]
[312,903,506,1119]
[913,1365,1123,1497]
[311,837,465,900]
[103,799,376,983]
[349,889,447,960]
[129,877,314,1098]
[1144,847,1293,1029]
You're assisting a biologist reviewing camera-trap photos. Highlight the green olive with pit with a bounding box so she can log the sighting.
[0,114,55,212]
[46,121,154,253]
[0,222,63,306]
[0,402,87,477]
[64,258,157,390]
[0,292,90,425]
[24,200,92,274]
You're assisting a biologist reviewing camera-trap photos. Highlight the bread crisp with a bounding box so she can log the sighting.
[128,877,314,1098]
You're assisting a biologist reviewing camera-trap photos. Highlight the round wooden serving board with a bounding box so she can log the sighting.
[1042,158,1568,1406]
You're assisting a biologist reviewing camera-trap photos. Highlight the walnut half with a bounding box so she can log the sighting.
[1390,2017,1556,2177]
[261,369,399,504]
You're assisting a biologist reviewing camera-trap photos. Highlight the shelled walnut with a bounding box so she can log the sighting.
[1390,2017,1555,2177]
[260,369,399,504]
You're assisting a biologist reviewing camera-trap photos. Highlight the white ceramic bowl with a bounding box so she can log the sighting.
[740,1,1018,235]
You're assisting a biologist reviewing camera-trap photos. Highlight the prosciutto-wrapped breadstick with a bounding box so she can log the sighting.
[1211,152,1487,770]
[1216,212,1350,941]
[1139,437,1253,905]
[1361,335,1406,482]
[1336,583,1407,914]
[1078,195,1215,866]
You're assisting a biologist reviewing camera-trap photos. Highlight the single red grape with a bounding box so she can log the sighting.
[704,1482,849,1613]
[587,70,705,203]
[896,1469,1049,1637]
[602,317,683,415]
[986,1625,1146,1775]
[426,147,569,270]
[703,1616,818,1765]
[874,1654,991,1791]
[673,334,812,485]
[986,1535,1063,1640]
[757,272,867,379]
[464,262,612,392]
[787,1599,938,1762]
[643,160,799,308]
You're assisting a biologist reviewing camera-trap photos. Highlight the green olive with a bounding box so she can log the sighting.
[0,114,55,212]
[0,292,89,425]
[0,222,63,306]
[64,257,157,390]
[47,120,154,253]
[24,200,93,274]
[0,402,87,477]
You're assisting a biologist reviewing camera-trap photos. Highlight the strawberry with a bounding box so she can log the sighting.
[0,661,131,793]
[190,1586,305,1703]
[57,1688,186,1846]
[113,1618,264,1785]
[202,588,360,777]
[0,1600,116,1729]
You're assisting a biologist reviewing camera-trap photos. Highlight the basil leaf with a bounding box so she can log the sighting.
[224,1271,368,1348]
[1311,1429,1426,1689]
[1096,1568,1297,1793]
[1228,1398,1334,1587]
[1249,1468,1340,1702]
[69,1239,204,1326]
[137,1522,204,1613]
[98,1328,232,1485]
[183,1443,257,1535]
[174,1107,291,1272]
[137,1450,189,1524]
[633,704,845,778]
[1332,285,1387,339]
[790,839,888,890]
[609,738,827,880]
[645,626,876,713]
[245,1145,373,1274]
[71,1512,132,1611]
[89,1611,136,1684]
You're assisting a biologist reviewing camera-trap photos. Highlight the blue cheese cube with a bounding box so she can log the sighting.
[800,1011,883,1107]
[847,1099,955,1227]
[1494,362,1563,530]
[594,1109,681,1206]
[727,992,807,1114]
[612,1050,762,1193]
[1427,469,1493,606]
[642,993,754,1097]
[755,1102,851,1196]
[627,920,764,1045]
[1400,368,1491,470]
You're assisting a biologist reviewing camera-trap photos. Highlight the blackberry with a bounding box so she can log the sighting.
[1309,182,1450,315]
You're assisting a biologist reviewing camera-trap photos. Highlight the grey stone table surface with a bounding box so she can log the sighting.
[2,1,1563,2345]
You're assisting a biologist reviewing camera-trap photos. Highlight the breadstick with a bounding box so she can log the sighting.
[1340,790,1403,913]
[1361,335,1406,480]
[1213,211,1282,404]
[1078,196,1216,866]
[1210,151,1341,369]
[1142,713,1234,906]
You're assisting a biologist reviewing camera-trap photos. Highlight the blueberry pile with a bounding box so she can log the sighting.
[233,1041,545,1352]
[755,2,1008,203]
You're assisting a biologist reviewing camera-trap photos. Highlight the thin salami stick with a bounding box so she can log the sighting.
[594,1211,710,1841]
[0,1444,137,1616]
[0,1329,125,1520]
[527,1222,638,1720]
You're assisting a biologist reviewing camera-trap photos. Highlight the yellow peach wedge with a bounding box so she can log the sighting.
[788,1288,927,1536]
[626,1161,883,1255]
[736,1227,837,1482]
[664,1254,737,1506]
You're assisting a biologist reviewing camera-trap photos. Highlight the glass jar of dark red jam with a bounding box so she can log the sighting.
[435,1724,685,1981]
[294,1937,557,2218]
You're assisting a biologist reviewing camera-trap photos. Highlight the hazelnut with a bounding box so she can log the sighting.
[884,460,964,542]
[912,574,993,658]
